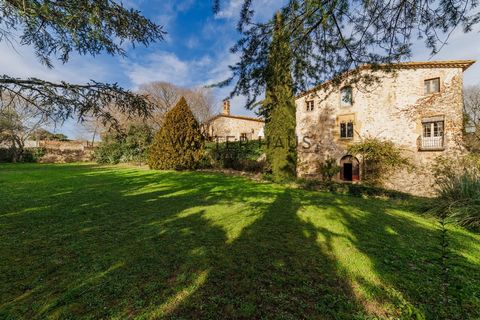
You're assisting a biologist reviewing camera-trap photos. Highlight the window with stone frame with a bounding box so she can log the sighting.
[306,100,315,111]
[421,117,444,150]
[340,86,353,106]
[340,121,354,139]
[240,133,248,141]
[423,121,443,138]
[424,78,440,94]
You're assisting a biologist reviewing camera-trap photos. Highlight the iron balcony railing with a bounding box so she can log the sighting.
[419,136,444,150]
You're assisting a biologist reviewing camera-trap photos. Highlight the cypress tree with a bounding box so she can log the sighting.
[264,12,297,182]
[148,97,204,170]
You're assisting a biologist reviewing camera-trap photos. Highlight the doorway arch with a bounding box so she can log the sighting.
[340,155,360,181]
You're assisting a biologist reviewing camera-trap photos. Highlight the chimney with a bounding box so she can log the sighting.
[222,99,231,115]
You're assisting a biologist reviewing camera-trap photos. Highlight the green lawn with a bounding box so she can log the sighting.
[0,164,479,319]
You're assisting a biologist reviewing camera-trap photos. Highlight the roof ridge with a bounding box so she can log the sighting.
[297,59,476,99]
[207,113,265,123]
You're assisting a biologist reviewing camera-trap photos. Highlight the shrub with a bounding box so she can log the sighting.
[0,148,14,162]
[94,124,153,165]
[0,147,44,163]
[431,155,480,229]
[348,138,413,186]
[95,140,124,164]
[297,178,411,200]
[319,157,340,182]
[205,140,266,172]
[148,97,204,170]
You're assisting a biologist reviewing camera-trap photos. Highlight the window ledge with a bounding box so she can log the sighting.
[418,147,445,152]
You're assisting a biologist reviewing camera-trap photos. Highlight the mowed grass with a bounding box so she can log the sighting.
[0,164,479,319]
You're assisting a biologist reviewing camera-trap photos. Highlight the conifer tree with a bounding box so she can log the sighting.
[264,12,297,182]
[217,1,479,108]
[148,97,204,170]
[0,1,165,124]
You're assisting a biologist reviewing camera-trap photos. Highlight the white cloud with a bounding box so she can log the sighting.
[124,46,231,87]
[186,36,200,49]
[215,0,287,21]
[122,45,259,117]
[154,0,196,27]
[125,51,190,87]
[0,38,111,83]
[215,0,243,19]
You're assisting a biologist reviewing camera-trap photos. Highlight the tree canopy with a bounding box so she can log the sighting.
[214,0,480,108]
[0,0,165,124]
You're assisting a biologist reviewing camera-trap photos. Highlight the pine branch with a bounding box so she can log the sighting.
[0,76,154,127]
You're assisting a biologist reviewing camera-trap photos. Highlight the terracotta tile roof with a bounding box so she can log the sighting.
[296,60,476,99]
[387,60,475,70]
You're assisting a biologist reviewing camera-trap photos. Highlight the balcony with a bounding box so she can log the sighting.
[419,136,444,151]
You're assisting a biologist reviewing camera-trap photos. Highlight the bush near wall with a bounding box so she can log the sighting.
[348,138,413,186]
[0,148,14,162]
[0,147,45,163]
[297,178,413,200]
[94,124,153,165]
[205,140,266,172]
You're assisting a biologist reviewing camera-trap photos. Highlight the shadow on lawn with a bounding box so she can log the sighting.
[1,164,479,319]
[297,193,480,319]
[165,189,364,319]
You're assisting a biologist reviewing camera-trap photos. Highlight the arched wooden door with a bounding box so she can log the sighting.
[340,155,360,181]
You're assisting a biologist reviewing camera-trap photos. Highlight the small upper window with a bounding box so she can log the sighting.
[341,87,353,106]
[424,78,440,94]
[340,121,354,139]
[306,100,315,112]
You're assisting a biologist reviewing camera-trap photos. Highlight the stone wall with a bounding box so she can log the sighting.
[27,140,95,163]
[295,64,469,197]
[207,115,265,142]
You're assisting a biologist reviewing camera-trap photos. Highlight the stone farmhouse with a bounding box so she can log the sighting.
[206,100,265,141]
[295,60,475,196]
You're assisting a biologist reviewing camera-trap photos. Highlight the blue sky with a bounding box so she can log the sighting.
[1,0,479,139]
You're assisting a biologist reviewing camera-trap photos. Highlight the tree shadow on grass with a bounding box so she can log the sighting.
[296,191,480,319]
[0,165,280,319]
[166,189,365,319]
[1,165,479,319]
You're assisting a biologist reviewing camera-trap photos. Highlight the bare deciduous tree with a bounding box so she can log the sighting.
[138,81,216,128]
[187,87,217,124]
[78,115,104,146]
[0,94,51,161]
[464,85,480,151]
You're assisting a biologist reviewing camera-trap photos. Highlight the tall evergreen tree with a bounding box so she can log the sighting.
[215,1,479,108]
[148,97,204,170]
[264,13,297,182]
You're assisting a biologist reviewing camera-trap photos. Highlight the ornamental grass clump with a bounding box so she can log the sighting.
[432,156,480,229]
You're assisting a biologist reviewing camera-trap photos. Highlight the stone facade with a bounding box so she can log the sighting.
[295,60,475,196]
[206,100,265,141]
